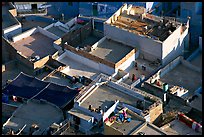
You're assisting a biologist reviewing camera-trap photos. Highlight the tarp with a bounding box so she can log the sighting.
[2,72,79,108]
[34,83,79,108]
[3,72,48,99]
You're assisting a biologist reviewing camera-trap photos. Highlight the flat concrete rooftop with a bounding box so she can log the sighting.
[109,111,144,135]
[160,63,202,95]
[11,32,57,58]
[43,73,73,87]
[90,38,134,63]
[80,84,149,110]
[161,119,201,135]
[3,100,63,134]
[189,94,202,112]
[2,5,18,29]
[59,56,100,80]
[135,123,165,135]
[47,26,66,38]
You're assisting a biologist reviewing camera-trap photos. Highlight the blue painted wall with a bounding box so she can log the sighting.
[47,2,79,20]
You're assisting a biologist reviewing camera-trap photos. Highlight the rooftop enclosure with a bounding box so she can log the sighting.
[145,56,202,98]
[62,20,103,49]
[3,99,64,135]
[61,18,138,74]
[89,38,135,64]
[76,73,162,123]
[10,27,59,62]
[2,72,79,109]
[104,3,189,65]
[105,4,184,42]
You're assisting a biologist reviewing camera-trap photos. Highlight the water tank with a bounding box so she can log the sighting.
[163,83,168,92]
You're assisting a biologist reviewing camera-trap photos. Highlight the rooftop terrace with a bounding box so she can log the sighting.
[160,63,201,95]
[106,107,145,135]
[11,32,57,59]
[3,100,63,135]
[80,84,151,110]
[107,4,185,42]
[90,38,134,63]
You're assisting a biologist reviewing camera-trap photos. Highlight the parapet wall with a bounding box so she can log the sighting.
[64,44,115,68]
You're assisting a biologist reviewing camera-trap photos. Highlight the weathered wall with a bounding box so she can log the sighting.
[162,26,188,65]
[64,44,115,68]
[115,48,136,71]
[104,24,162,62]
[62,21,92,47]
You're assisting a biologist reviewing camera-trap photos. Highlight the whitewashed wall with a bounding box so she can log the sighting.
[61,49,115,75]
[12,27,37,42]
[3,25,22,40]
[162,26,189,65]
[103,100,119,121]
[104,24,162,62]
[116,51,136,72]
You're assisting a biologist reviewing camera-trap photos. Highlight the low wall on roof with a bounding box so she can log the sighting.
[24,15,57,23]
[12,27,37,42]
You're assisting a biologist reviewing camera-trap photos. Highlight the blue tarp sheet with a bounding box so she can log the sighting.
[2,72,79,108]
[34,83,79,108]
[3,72,48,99]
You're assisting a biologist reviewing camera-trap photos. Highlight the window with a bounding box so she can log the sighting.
[68,2,73,6]
[31,4,37,10]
